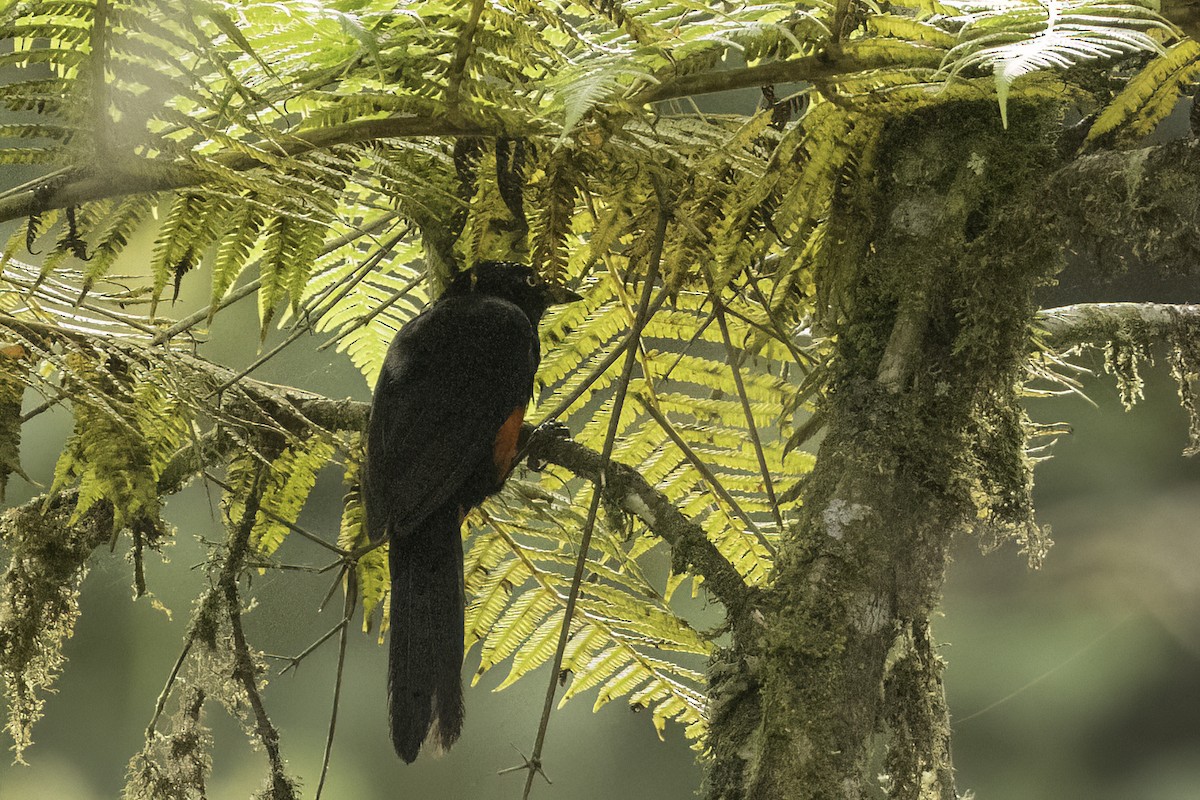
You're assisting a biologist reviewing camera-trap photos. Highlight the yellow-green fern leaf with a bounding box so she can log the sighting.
[336,438,388,635]
[51,402,158,533]
[210,200,266,316]
[250,435,336,557]
[1088,38,1200,142]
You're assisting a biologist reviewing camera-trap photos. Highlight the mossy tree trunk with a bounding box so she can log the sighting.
[706,104,1064,800]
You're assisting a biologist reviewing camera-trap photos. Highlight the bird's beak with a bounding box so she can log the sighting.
[545,285,583,305]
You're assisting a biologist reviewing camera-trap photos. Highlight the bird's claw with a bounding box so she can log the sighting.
[534,419,572,440]
[526,420,572,471]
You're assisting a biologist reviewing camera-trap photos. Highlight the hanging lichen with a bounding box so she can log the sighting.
[123,685,213,800]
[1102,325,1155,411]
[0,498,111,760]
[1167,311,1200,456]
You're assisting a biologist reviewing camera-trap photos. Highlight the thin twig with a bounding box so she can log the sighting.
[636,396,775,558]
[2,270,163,338]
[522,286,671,435]
[244,560,335,572]
[222,470,292,792]
[265,618,350,675]
[145,631,196,739]
[318,564,349,613]
[149,212,400,346]
[741,277,815,366]
[315,571,357,800]
[658,305,718,384]
[202,471,346,556]
[518,203,668,800]
[20,393,63,424]
[716,303,785,534]
[315,268,426,352]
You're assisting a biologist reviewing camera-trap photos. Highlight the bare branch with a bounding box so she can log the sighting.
[144,633,195,740]
[314,575,356,800]
[221,471,296,798]
[1037,302,1200,348]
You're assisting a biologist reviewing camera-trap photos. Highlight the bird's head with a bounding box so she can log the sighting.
[449,260,582,323]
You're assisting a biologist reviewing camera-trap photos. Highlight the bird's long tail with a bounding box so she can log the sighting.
[387,502,465,763]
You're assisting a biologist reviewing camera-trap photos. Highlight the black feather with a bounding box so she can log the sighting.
[387,501,465,762]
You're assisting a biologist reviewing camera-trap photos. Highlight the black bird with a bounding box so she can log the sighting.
[364,260,580,763]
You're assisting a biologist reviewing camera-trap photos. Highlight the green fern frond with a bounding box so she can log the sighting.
[1087,38,1200,142]
[463,502,710,741]
[51,373,160,533]
[546,53,656,139]
[247,434,337,558]
[867,14,958,48]
[308,239,428,388]
[148,193,212,315]
[476,585,560,678]
[530,149,583,284]
[889,0,961,15]
[333,435,388,634]
[256,214,291,337]
[210,199,265,312]
[0,77,73,115]
[81,195,158,294]
[940,0,1173,126]
[0,146,64,165]
[130,365,194,482]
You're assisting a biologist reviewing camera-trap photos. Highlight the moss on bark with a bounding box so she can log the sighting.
[705,102,1066,800]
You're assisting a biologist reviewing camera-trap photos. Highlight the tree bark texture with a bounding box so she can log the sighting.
[705,103,1066,800]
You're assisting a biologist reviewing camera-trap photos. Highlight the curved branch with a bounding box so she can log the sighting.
[1037,302,1200,456]
[521,426,755,617]
[634,49,900,105]
[220,472,296,798]
[0,116,492,224]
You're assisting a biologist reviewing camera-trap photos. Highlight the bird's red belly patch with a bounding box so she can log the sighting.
[492,406,526,481]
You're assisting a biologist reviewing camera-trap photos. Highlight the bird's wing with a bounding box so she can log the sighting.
[364,294,537,543]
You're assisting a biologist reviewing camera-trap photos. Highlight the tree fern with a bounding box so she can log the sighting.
[81,194,158,295]
[51,378,160,532]
[246,434,337,558]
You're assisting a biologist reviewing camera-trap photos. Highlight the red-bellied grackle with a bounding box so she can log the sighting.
[364,260,580,763]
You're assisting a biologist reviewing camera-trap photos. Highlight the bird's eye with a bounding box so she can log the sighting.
[526,274,538,287]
